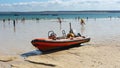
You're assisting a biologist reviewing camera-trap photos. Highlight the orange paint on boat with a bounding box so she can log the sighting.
[31,37,90,51]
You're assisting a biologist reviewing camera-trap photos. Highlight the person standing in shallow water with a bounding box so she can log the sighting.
[57,17,62,30]
[80,18,85,26]
[13,20,16,32]
[13,20,15,27]
[57,17,62,24]
[80,19,85,35]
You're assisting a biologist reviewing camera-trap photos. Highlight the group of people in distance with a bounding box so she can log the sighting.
[49,18,86,40]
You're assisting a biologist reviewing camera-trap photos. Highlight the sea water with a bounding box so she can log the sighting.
[0,12,120,55]
[0,12,120,20]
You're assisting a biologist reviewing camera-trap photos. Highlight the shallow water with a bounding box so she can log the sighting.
[0,18,120,55]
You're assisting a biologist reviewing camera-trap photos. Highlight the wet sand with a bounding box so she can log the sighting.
[0,18,120,68]
[0,35,120,68]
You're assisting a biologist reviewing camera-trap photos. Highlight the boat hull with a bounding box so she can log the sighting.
[31,37,90,51]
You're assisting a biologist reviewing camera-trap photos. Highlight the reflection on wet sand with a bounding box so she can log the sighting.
[78,18,86,35]
[3,21,6,29]
[13,26,16,32]
[1,18,27,32]
[80,25,85,35]
[13,20,16,32]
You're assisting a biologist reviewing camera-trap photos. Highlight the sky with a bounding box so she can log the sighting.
[0,0,120,12]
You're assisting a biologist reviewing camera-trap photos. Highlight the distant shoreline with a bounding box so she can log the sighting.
[1,10,120,15]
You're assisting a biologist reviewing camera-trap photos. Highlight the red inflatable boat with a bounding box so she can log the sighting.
[31,37,90,51]
[31,23,90,51]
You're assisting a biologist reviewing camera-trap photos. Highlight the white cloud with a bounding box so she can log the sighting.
[0,0,120,11]
[0,4,12,7]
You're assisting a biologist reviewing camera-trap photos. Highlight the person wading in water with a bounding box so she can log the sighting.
[80,18,85,26]
[57,17,62,30]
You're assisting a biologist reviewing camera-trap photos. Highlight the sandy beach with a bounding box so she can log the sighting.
[1,0,120,67]
[0,34,120,68]
[0,18,120,68]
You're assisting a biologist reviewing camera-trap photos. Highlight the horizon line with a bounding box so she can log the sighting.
[1,10,120,12]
